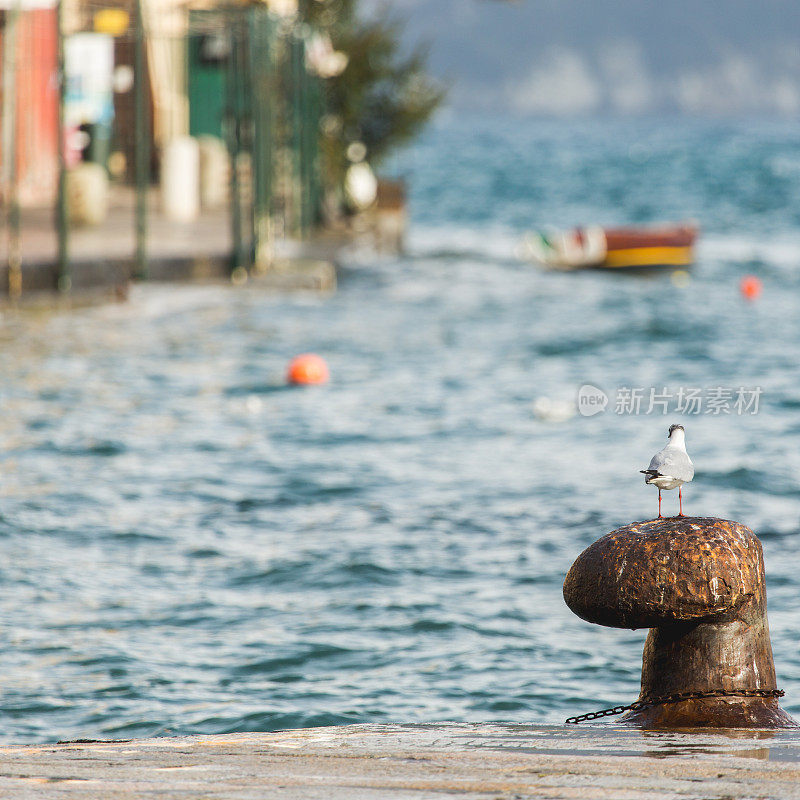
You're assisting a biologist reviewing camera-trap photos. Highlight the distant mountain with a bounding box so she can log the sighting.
[362,0,800,116]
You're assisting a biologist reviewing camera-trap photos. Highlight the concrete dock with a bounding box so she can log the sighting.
[3,723,800,798]
[0,186,339,303]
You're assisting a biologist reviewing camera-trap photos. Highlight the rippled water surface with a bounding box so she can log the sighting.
[2,117,800,742]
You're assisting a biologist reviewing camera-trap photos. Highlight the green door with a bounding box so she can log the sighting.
[188,13,229,138]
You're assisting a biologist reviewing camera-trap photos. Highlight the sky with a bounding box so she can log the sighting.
[363,0,800,116]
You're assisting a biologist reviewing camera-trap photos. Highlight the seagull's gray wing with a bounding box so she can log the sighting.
[647,445,694,482]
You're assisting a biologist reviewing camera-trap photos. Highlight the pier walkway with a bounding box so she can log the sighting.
[3,723,800,798]
[0,186,340,303]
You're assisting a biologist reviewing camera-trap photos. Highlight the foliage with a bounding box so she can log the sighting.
[302,0,445,188]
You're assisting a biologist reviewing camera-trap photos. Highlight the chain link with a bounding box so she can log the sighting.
[565,688,785,724]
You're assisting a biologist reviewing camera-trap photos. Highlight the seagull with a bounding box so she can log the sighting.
[640,424,694,518]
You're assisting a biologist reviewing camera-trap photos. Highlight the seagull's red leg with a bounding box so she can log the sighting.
[678,486,684,517]
[658,489,662,519]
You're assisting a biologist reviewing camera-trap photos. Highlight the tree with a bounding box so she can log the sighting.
[302,0,445,201]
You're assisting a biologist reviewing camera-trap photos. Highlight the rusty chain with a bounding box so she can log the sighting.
[565,688,785,724]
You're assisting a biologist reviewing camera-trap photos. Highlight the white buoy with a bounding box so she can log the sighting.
[161,136,200,222]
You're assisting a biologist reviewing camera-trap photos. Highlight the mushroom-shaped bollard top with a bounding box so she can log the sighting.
[564,517,796,728]
[564,517,762,630]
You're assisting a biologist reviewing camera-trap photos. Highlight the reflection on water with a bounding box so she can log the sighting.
[456,723,800,762]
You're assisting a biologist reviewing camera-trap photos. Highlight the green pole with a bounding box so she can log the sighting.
[133,0,149,280]
[298,40,309,235]
[290,35,303,237]
[240,20,254,267]
[55,0,69,293]
[250,9,273,271]
[308,75,322,228]
[226,20,244,276]
[300,55,320,233]
[3,0,21,300]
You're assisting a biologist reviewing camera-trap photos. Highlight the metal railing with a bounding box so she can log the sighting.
[0,0,324,300]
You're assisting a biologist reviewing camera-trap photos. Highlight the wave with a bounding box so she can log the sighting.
[404,224,526,264]
[697,234,800,270]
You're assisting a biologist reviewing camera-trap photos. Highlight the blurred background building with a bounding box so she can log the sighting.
[0,0,441,298]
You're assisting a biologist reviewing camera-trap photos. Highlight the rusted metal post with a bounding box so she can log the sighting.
[563,516,797,728]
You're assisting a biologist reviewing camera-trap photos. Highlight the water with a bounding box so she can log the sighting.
[2,117,800,744]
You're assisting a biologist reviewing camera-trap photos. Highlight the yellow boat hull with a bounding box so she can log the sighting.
[602,245,694,269]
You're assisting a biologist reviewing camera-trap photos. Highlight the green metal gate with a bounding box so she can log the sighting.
[187,7,324,274]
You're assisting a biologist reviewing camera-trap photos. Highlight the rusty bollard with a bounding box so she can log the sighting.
[563,517,797,728]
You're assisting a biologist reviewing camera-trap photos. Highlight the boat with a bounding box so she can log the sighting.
[524,222,698,271]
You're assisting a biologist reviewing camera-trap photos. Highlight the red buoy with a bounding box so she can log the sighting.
[287,353,329,385]
[740,275,762,301]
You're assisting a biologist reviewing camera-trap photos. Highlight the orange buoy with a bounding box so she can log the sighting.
[740,275,762,301]
[287,353,329,385]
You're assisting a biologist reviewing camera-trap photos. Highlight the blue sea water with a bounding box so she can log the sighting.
[2,116,800,743]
